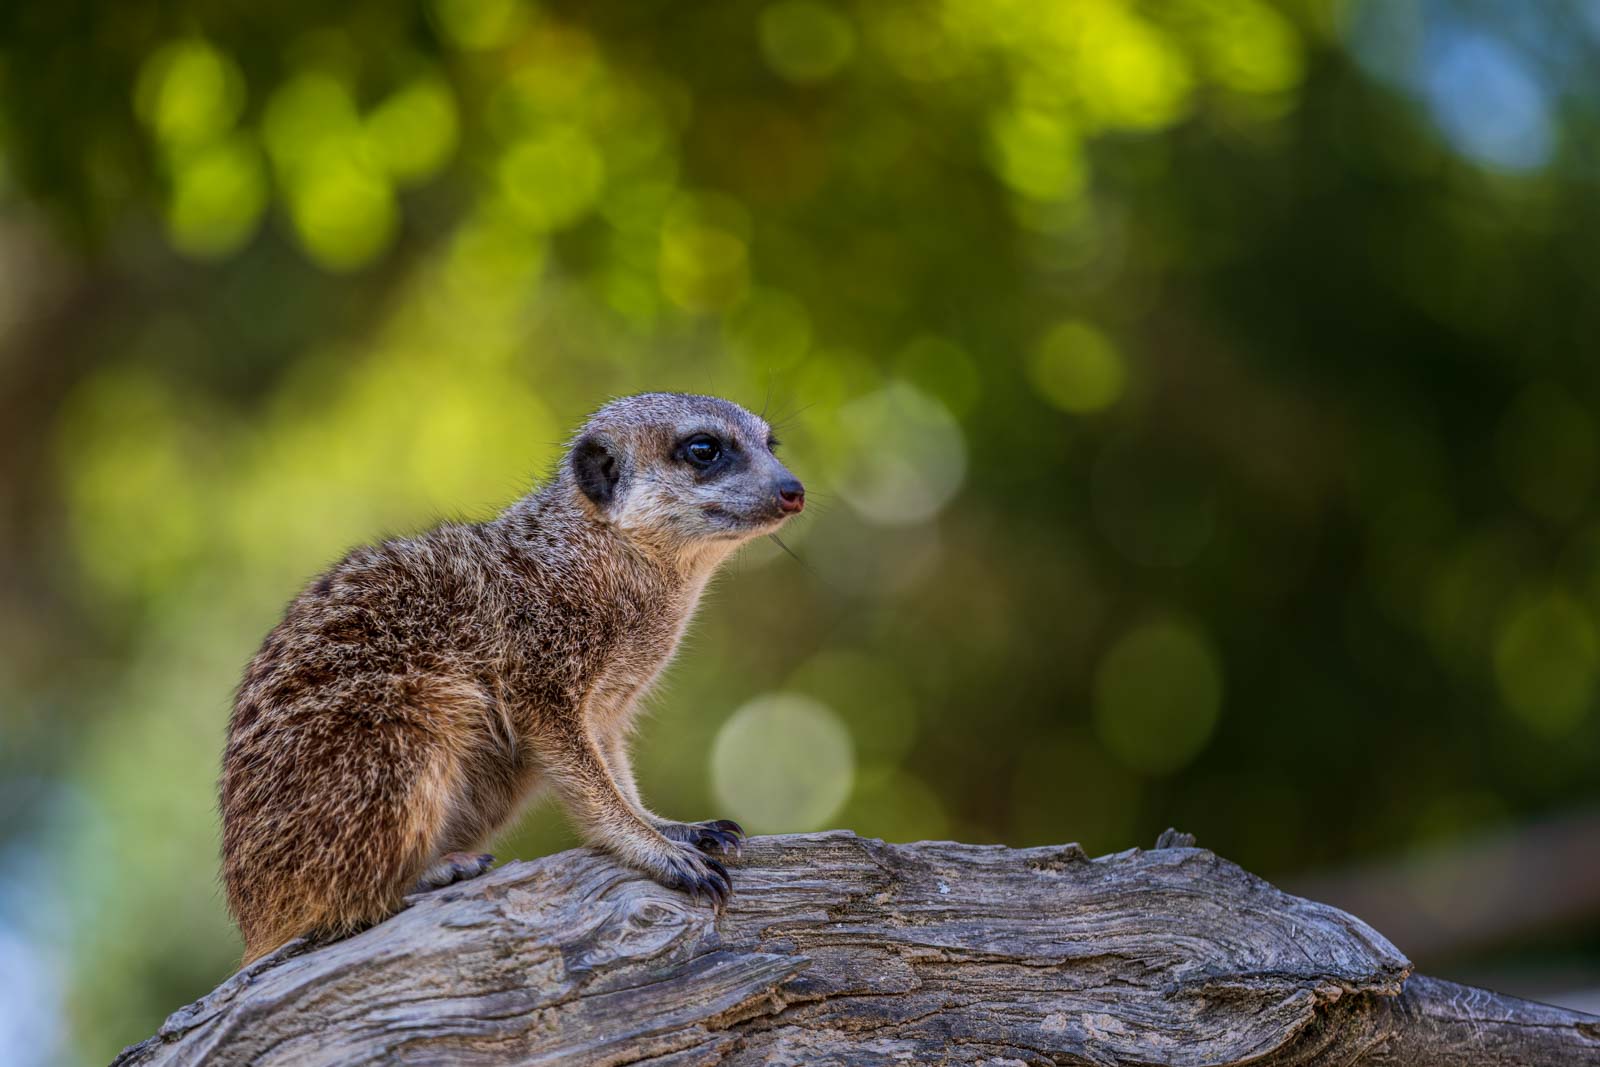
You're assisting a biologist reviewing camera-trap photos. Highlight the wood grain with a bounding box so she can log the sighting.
[114,831,1600,1066]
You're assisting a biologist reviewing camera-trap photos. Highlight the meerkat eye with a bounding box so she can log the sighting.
[683,434,722,469]
[767,434,780,452]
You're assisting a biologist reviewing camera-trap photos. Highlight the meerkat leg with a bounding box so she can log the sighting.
[598,729,653,815]
[545,727,733,905]
[408,758,548,894]
[600,730,746,859]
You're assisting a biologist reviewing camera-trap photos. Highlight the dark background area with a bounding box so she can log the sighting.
[1,1,1598,1062]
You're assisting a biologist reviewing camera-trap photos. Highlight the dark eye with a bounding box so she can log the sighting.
[684,434,722,469]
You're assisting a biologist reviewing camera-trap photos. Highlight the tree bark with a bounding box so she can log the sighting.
[114,830,1600,1066]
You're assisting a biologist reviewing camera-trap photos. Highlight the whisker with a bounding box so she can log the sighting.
[767,401,818,428]
[767,532,819,580]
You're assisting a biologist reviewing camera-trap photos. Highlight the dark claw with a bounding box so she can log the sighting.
[693,826,742,859]
[703,857,731,905]
[661,818,747,860]
[660,845,735,909]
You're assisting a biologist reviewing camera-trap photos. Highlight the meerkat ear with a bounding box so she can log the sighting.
[572,433,623,508]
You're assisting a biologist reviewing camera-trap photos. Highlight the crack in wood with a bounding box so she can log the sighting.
[113,831,1600,1066]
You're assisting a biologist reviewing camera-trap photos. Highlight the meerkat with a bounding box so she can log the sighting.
[220,393,805,964]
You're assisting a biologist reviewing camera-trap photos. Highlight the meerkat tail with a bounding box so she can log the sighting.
[225,715,467,964]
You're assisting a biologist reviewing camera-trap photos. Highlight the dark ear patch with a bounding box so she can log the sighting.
[572,433,622,508]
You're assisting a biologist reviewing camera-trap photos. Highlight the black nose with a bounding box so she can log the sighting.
[776,478,805,514]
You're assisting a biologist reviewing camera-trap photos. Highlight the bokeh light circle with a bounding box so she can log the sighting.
[835,382,967,526]
[1093,618,1223,774]
[759,1,857,84]
[1493,589,1598,737]
[711,693,855,833]
[1030,320,1126,414]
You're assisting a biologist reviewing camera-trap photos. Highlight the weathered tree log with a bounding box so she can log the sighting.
[115,830,1600,1066]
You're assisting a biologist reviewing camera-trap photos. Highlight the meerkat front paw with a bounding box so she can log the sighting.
[658,818,746,859]
[411,851,496,893]
[654,842,733,907]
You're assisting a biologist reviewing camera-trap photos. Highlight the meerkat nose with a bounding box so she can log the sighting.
[776,478,806,514]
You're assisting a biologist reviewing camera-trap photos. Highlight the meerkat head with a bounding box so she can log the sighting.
[566,393,804,565]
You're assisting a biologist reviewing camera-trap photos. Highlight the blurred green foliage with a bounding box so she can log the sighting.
[1,0,1599,1062]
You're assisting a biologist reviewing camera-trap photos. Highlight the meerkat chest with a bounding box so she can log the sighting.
[500,566,704,724]
[584,583,703,728]
[578,641,667,741]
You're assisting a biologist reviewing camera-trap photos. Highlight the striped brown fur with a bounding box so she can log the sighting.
[220,394,803,963]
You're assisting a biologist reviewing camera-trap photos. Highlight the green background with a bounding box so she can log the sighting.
[2,1,1598,1062]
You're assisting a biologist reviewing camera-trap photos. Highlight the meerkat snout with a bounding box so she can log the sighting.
[221,392,805,964]
[775,477,805,514]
